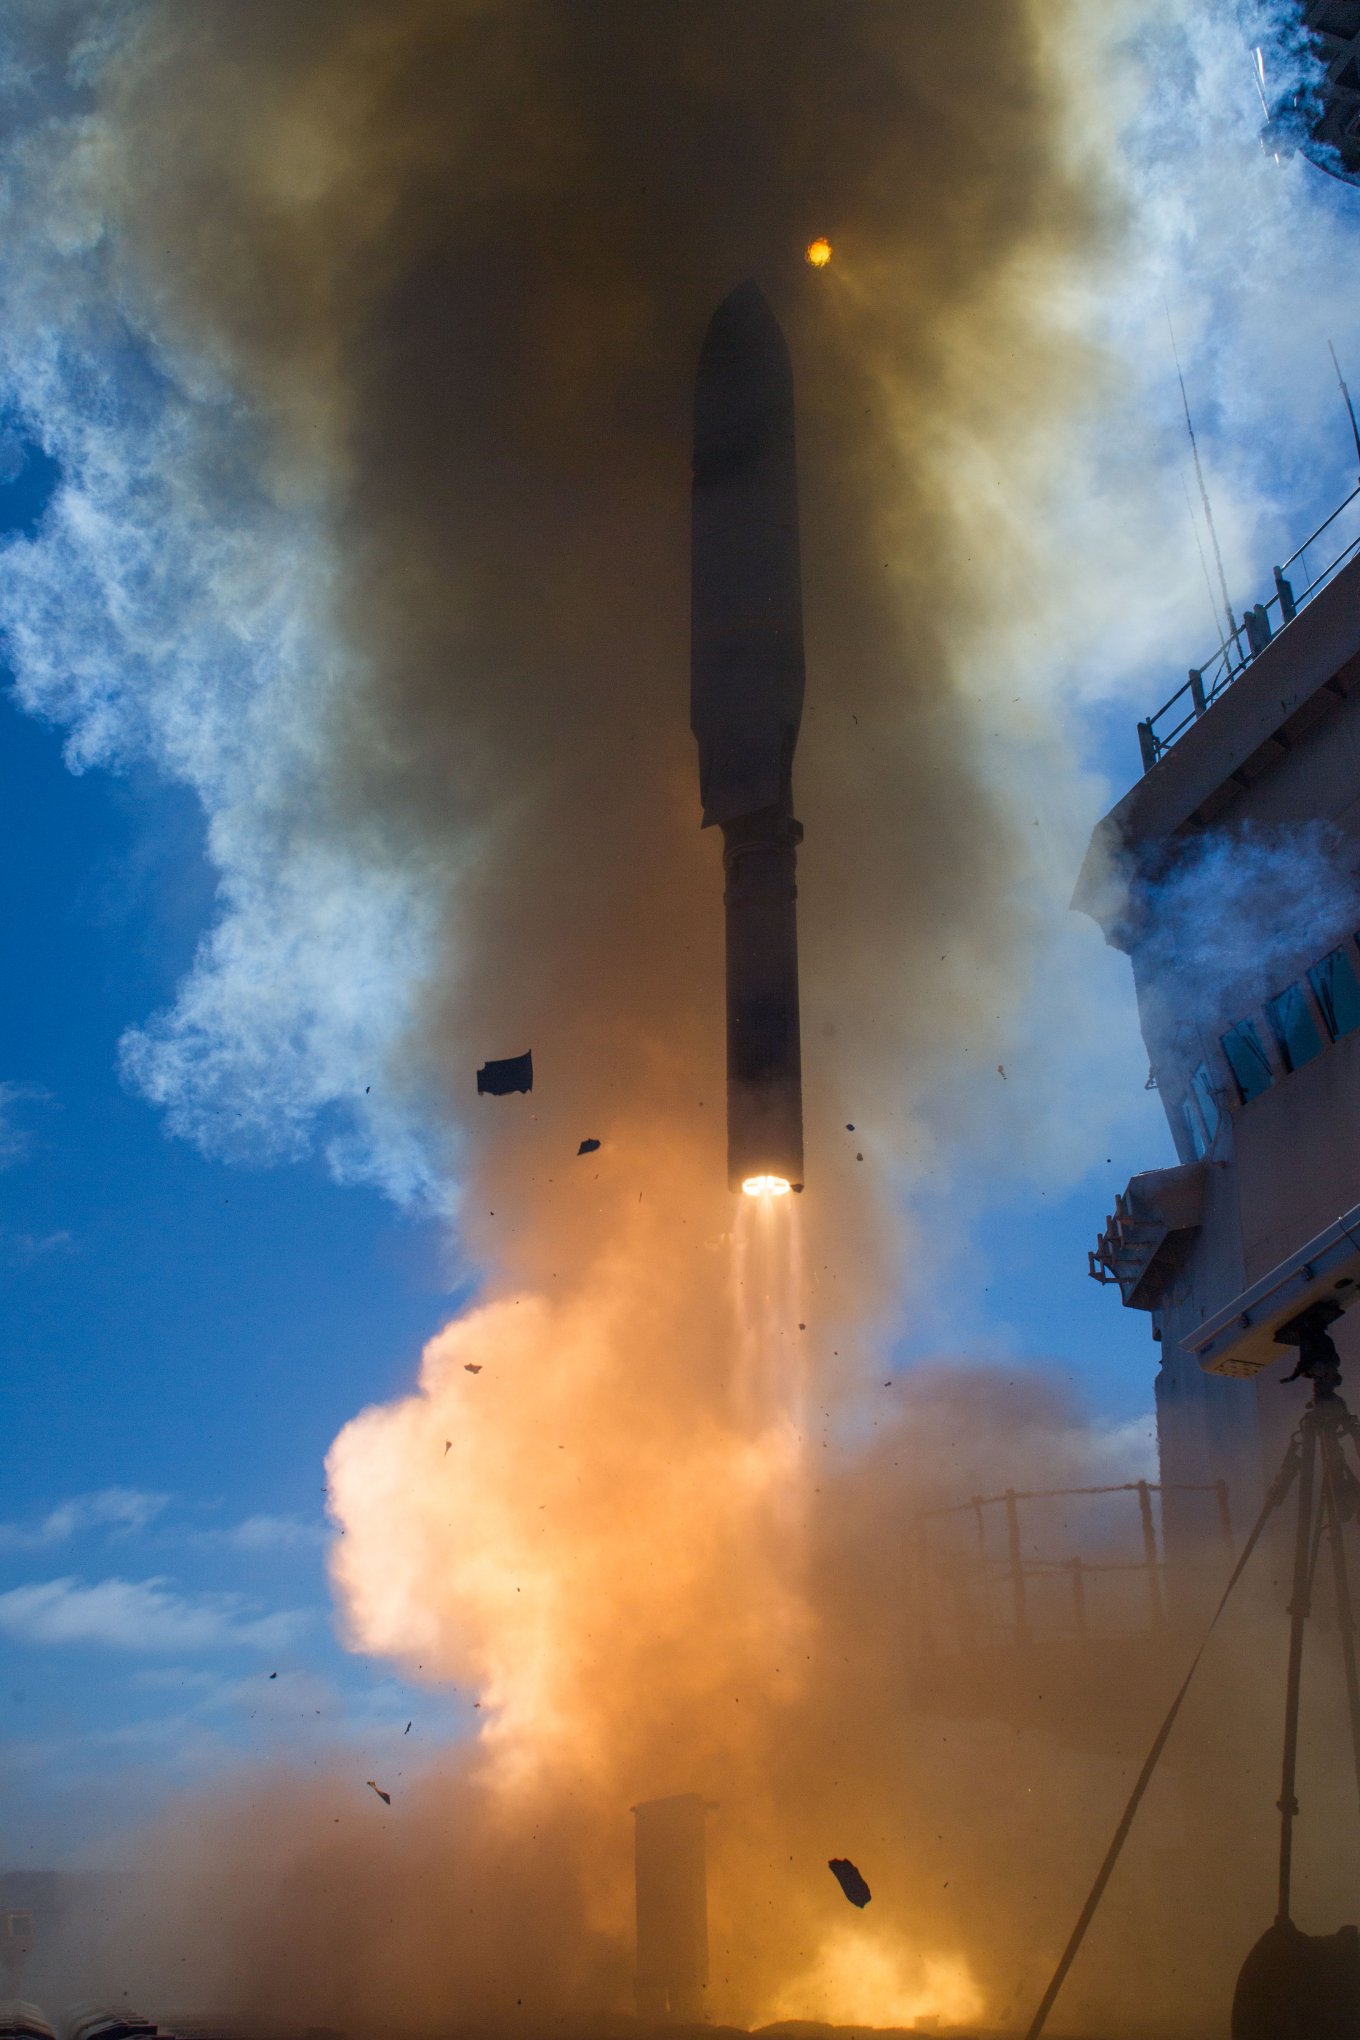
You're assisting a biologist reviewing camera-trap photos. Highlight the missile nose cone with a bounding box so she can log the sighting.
[694,281,795,481]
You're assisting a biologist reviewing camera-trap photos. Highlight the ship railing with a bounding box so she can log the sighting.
[1138,480,1360,772]
[911,1477,1233,1657]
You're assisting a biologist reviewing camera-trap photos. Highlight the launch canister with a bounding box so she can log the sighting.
[691,280,805,1193]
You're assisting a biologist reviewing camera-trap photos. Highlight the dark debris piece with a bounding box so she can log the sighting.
[464,1363,482,1375]
[477,1051,533,1096]
[828,1858,871,1908]
[577,1138,601,1155]
[367,1780,391,1806]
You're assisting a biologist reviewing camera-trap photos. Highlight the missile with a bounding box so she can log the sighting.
[691,281,805,1195]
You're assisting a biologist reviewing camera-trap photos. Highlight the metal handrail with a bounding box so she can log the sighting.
[912,1477,1235,1652]
[1138,480,1360,771]
[916,1477,1221,1520]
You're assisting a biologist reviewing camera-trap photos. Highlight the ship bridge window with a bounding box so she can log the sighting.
[1309,945,1360,1041]
[1181,1095,1208,1160]
[1189,1062,1219,1146]
[1220,1018,1272,1103]
[1265,981,1323,1072]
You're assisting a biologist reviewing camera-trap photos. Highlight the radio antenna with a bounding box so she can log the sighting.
[1328,339,1360,476]
[1165,303,1237,648]
[1181,470,1221,642]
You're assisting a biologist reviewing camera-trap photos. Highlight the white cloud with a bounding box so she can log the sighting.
[0,1081,47,1169]
[1070,1411,1160,1485]
[124,1664,232,1696]
[0,1486,168,1550]
[0,1575,306,1653]
[198,1513,327,1554]
[1,1227,74,1264]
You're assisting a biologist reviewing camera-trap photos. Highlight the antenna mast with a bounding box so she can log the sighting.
[1165,304,1237,649]
[1328,340,1360,476]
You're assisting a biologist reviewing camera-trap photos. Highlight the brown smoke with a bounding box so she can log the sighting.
[59,4,1311,2035]
[91,0,1104,1239]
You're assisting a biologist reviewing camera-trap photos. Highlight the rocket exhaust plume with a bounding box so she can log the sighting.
[691,281,806,1195]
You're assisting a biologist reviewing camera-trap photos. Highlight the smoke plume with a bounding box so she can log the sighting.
[5,0,1360,2034]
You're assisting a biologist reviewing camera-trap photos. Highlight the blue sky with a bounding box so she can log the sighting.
[3,3,1360,1871]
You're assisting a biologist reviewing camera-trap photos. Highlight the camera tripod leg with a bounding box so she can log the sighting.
[1318,1424,1360,1821]
[1276,1414,1319,1926]
[1021,1434,1300,2040]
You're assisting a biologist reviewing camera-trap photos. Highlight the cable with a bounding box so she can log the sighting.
[1165,302,1239,652]
[1328,340,1360,479]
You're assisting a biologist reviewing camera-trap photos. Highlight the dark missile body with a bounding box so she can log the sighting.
[691,281,805,1193]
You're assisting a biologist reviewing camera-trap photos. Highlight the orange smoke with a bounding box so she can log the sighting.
[326,1126,990,2026]
[328,1142,813,1802]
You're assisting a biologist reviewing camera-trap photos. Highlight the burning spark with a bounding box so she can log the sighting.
[805,237,832,268]
[741,1174,792,1198]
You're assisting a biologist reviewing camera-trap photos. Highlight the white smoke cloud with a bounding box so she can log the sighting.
[0,4,453,1212]
[902,1,1360,1210]
[1139,817,1360,1008]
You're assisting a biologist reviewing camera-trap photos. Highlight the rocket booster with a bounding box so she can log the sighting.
[691,281,805,1194]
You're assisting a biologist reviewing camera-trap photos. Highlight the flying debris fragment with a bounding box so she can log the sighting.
[464,1364,482,1375]
[366,1780,391,1806]
[477,1051,533,1095]
[404,1722,412,1734]
[828,1857,871,1908]
[577,1137,601,1155]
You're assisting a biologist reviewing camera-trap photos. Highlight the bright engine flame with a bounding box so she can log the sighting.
[741,1174,792,1197]
[805,237,832,267]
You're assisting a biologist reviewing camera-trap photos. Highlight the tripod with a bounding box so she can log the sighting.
[1024,1300,1360,2040]
[1271,1310,1360,1930]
